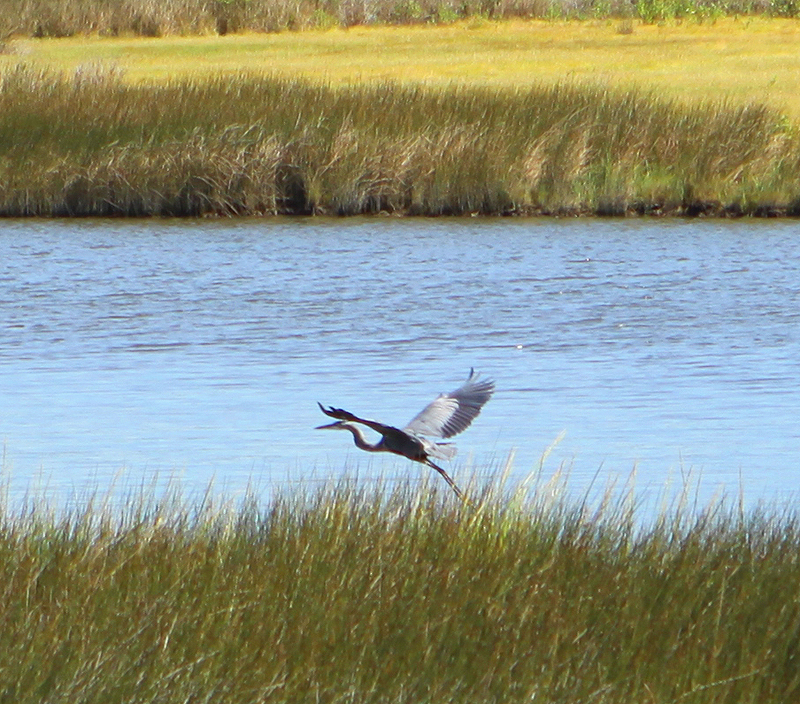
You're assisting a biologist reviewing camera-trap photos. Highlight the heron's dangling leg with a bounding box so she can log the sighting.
[426,459,467,502]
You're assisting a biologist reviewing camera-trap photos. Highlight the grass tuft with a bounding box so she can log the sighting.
[2,472,800,702]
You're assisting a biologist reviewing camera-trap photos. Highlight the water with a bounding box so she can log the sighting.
[2,216,799,513]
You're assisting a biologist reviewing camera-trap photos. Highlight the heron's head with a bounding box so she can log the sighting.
[315,420,349,431]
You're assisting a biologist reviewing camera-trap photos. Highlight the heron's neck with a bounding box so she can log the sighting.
[342,424,383,452]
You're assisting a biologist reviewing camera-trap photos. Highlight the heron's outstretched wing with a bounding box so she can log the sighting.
[403,369,495,439]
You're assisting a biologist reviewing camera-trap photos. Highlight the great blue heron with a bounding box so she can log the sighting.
[316,369,494,500]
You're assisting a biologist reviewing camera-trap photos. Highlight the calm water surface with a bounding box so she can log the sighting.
[2,217,799,512]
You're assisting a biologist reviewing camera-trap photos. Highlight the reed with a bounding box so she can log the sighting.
[1,66,798,217]
[1,0,797,39]
[1,471,799,703]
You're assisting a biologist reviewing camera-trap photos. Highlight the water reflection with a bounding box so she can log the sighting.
[1,217,799,513]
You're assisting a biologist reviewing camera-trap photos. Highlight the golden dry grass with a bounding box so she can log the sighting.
[5,19,800,116]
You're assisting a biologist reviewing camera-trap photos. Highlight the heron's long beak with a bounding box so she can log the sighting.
[315,421,345,430]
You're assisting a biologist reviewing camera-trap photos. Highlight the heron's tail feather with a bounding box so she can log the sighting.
[425,441,457,460]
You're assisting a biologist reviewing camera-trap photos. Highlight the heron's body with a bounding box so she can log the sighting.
[316,369,494,500]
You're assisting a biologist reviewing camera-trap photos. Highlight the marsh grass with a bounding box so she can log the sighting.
[1,66,799,217]
[1,0,797,38]
[2,470,800,703]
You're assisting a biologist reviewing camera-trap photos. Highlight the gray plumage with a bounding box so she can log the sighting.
[404,370,495,439]
[316,369,495,500]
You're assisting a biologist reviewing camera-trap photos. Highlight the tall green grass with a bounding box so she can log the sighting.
[1,66,798,216]
[2,473,799,703]
[2,0,799,39]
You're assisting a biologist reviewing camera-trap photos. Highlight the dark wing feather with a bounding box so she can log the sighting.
[317,403,401,436]
[403,370,495,439]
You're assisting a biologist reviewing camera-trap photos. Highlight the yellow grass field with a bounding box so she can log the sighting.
[5,18,800,117]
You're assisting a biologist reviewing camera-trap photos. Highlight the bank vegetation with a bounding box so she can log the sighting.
[1,66,799,217]
[3,0,800,38]
[1,475,799,703]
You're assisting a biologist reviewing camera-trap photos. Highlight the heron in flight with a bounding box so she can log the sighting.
[316,369,494,500]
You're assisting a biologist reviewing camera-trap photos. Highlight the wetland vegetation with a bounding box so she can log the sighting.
[1,66,799,217]
[3,5,800,218]
[3,2,799,698]
[3,0,800,37]
[2,475,799,703]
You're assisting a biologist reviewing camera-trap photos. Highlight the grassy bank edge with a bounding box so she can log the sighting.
[2,470,800,702]
[2,67,799,218]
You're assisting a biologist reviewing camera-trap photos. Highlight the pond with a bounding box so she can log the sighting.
[2,216,799,514]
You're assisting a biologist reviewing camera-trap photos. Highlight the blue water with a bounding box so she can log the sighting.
[2,216,799,513]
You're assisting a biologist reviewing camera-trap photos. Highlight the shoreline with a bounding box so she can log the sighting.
[3,197,800,219]
[3,26,800,220]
